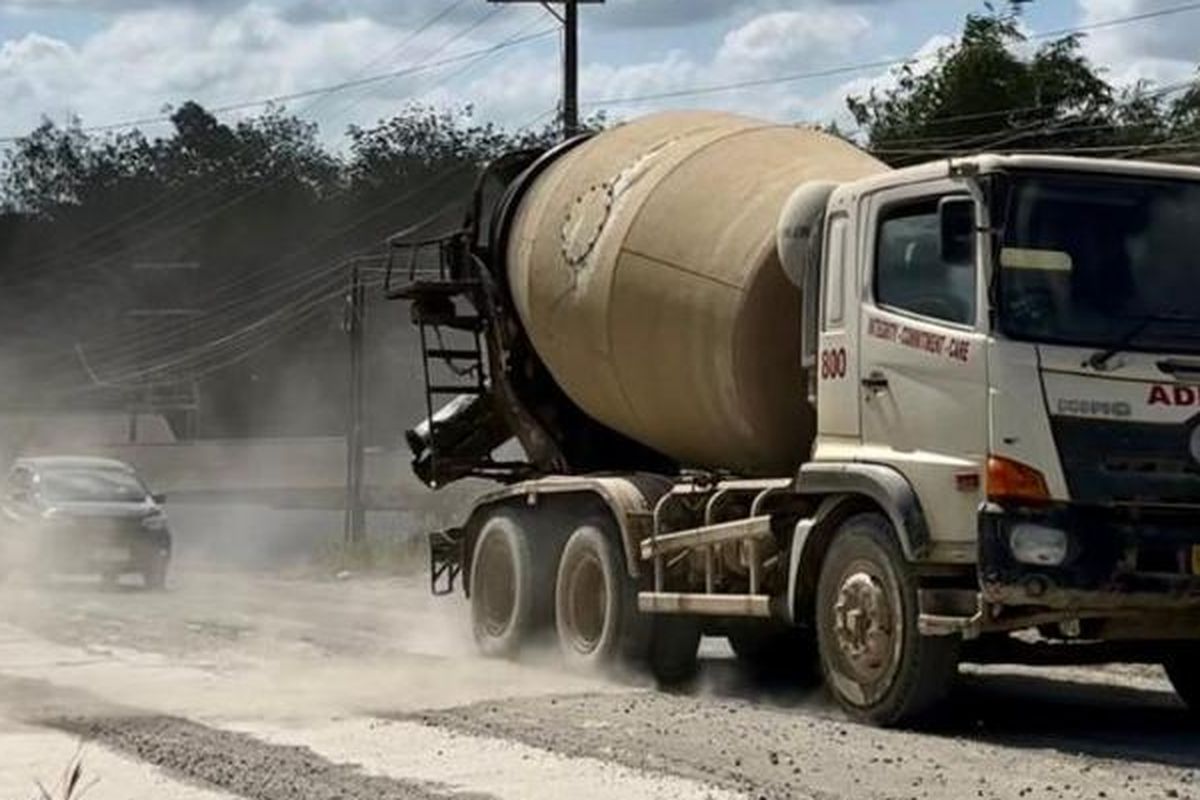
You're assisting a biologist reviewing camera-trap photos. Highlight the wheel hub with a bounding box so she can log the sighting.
[566,553,607,653]
[832,571,895,682]
[477,537,516,637]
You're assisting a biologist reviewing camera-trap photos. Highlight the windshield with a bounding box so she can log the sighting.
[998,172,1200,353]
[37,468,149,503]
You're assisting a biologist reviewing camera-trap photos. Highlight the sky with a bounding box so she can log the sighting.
[0,0,1196,146]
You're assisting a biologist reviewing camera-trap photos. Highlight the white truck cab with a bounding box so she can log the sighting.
[809,154,1200,610]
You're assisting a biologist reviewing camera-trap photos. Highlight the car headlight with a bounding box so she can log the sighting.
[142,513,169,532]
[1009,523,1068,566]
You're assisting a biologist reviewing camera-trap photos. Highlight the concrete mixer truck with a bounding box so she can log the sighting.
[385,110,1200,726]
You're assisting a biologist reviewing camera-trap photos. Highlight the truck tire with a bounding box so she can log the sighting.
[554,521,646,670]
[648,617,702,687]
[1163,648,1200,714]
[142,552,169,591]
[470,512,551,658]
[815,512,959,727]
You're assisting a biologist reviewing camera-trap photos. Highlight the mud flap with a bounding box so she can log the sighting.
[429,528,466,596]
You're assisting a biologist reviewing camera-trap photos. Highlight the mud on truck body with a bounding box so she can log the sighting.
[386,111,1200,727]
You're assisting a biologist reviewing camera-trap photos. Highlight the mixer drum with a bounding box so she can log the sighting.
[506,111,885,474]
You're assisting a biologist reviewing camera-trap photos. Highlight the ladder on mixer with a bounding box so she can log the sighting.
[385,230,532,486]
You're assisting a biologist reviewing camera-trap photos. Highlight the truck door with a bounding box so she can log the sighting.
[858,183,989,556]
[815,208,861,445]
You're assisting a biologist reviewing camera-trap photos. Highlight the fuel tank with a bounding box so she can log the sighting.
[505,111,886,474]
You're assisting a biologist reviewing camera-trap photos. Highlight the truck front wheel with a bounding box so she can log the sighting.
[470,513,550,658]
[815,512,959,727]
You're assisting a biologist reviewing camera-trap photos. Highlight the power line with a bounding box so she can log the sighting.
[0,2,509,287]
[0,25,551,144]
[77,187,470,373]
[583,2,1200,108]
[61,16,551,359]
[46,94,556,394]
[868,131,1200,158]
[0,11,553,395]
[837,77,1199,146]
[851,77,1200,157]
[0,10,550,295]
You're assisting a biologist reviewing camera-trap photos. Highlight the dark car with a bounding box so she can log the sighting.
[0,456,171,588]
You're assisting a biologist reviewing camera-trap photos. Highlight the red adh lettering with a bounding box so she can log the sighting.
[1149,385,1172,405]
[1174,386,1198,406]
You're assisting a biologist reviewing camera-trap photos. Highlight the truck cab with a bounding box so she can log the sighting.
[809,154,1200,637]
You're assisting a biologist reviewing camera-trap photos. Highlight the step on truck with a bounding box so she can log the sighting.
[387,110,1200,726]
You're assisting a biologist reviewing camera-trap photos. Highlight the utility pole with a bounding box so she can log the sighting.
[488,0,603,139]
[343,264,366,546]
[125,261,203,442]
[562,0,579,138]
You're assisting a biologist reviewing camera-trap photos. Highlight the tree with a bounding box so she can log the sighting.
[0,100,574,436]
[846,2,1181,165]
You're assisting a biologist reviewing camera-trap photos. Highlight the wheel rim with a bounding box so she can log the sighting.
[828,558,903,704]
[476,534,516,638]
[565,551,607,654]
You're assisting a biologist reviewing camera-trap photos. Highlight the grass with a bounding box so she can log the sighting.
[33,750,94,800]
[312,531,428,577]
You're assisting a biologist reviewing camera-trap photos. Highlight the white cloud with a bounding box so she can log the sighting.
[0,0,899,30]
[0,3,557,143]
[1077,0,1199,87]
[713,9,870,81]
[0,0,952,148]
[564,5,892,128]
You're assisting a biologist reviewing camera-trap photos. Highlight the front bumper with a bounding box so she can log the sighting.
[37,520,171,575]
[979,503,1200,611]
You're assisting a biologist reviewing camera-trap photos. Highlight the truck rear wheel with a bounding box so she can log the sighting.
[554,521,645,670]
[815,512,958,727]
[1163,648,1200,714]
[470,513,551,658]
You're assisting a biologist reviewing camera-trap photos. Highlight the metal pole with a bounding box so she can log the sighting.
[344,265,367,546]
[563,0,579,138]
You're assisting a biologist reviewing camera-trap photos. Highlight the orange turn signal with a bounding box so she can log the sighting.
[987,456,1051,504]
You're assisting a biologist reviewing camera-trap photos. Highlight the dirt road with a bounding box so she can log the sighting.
[1,565,1198,800]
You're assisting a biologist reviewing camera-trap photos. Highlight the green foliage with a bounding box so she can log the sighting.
[847,2,1194,164]
[1,102,340,217]
[0,102,568,435]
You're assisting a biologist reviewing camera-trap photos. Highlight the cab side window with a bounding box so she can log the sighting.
[876,199,976,325]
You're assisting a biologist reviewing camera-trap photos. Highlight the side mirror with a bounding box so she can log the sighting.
[939,196,976,264]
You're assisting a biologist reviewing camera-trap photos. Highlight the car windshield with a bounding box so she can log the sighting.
[998,172,1200,353]
[37,468,148,503]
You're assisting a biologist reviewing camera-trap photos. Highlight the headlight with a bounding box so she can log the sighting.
[142,514,169,532]
[1009,523,1068,566]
